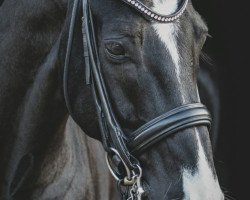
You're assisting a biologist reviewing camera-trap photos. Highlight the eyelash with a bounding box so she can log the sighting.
[104,48,130,63]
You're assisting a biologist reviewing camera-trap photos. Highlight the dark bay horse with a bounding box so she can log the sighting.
[0,0,222,199]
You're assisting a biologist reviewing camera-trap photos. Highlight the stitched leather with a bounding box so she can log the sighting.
[129,103,211,154]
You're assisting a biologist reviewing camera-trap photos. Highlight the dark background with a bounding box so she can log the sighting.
[193,0,249,199]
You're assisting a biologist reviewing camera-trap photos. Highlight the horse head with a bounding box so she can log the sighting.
[64,0,224,199]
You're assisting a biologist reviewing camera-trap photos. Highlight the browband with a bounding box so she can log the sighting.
[121,0,189,23]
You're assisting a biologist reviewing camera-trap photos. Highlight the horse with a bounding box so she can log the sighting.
[0,0,223,199]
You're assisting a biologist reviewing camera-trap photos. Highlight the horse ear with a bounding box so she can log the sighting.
[60,0,101,140]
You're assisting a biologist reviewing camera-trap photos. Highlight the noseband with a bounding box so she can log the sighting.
[64,0,211,199]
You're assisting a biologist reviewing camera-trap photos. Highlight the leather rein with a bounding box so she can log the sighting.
[64,0,211,199]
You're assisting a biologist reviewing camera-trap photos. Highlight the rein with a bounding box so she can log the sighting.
[64,0,211,199]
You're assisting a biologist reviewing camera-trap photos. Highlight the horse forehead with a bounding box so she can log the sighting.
[97,0,181,33]
[97,0,183,59]
[152,0,179,14]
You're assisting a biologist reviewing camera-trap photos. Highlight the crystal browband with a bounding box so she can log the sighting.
[121,0,189,23]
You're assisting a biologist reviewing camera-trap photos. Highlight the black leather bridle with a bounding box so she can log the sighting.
[64,0,211,199]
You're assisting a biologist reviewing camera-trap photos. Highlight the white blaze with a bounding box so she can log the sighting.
[182,128,224,200]
[151,1,223,198]
[152,0,185,103]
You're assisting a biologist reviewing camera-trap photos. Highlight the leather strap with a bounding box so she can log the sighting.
[129,103,211,154]
[64,0,80,118]
[82,0,139,171]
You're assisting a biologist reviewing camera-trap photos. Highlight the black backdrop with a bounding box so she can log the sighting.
[193,0,249,199]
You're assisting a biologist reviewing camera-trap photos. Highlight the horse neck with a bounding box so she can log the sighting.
[0,1,118,198]
[30,117,119,200]
[0,34,70,196]
[0,38,118,199]
[0,1,69,198]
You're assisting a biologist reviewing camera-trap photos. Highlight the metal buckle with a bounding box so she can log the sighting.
[106,149,145,200]
[105,148,136,185]
[128,164,144,200]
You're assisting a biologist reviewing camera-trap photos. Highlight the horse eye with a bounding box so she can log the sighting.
[105,42,125,56]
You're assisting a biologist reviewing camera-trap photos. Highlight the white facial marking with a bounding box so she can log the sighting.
[152,0,185,103]
[152,1,222,198]
[182,128,224,200]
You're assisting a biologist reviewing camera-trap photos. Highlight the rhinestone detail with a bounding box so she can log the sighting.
[123,0,188,23]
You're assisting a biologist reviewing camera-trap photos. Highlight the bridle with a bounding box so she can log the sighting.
[64,0,211,199]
